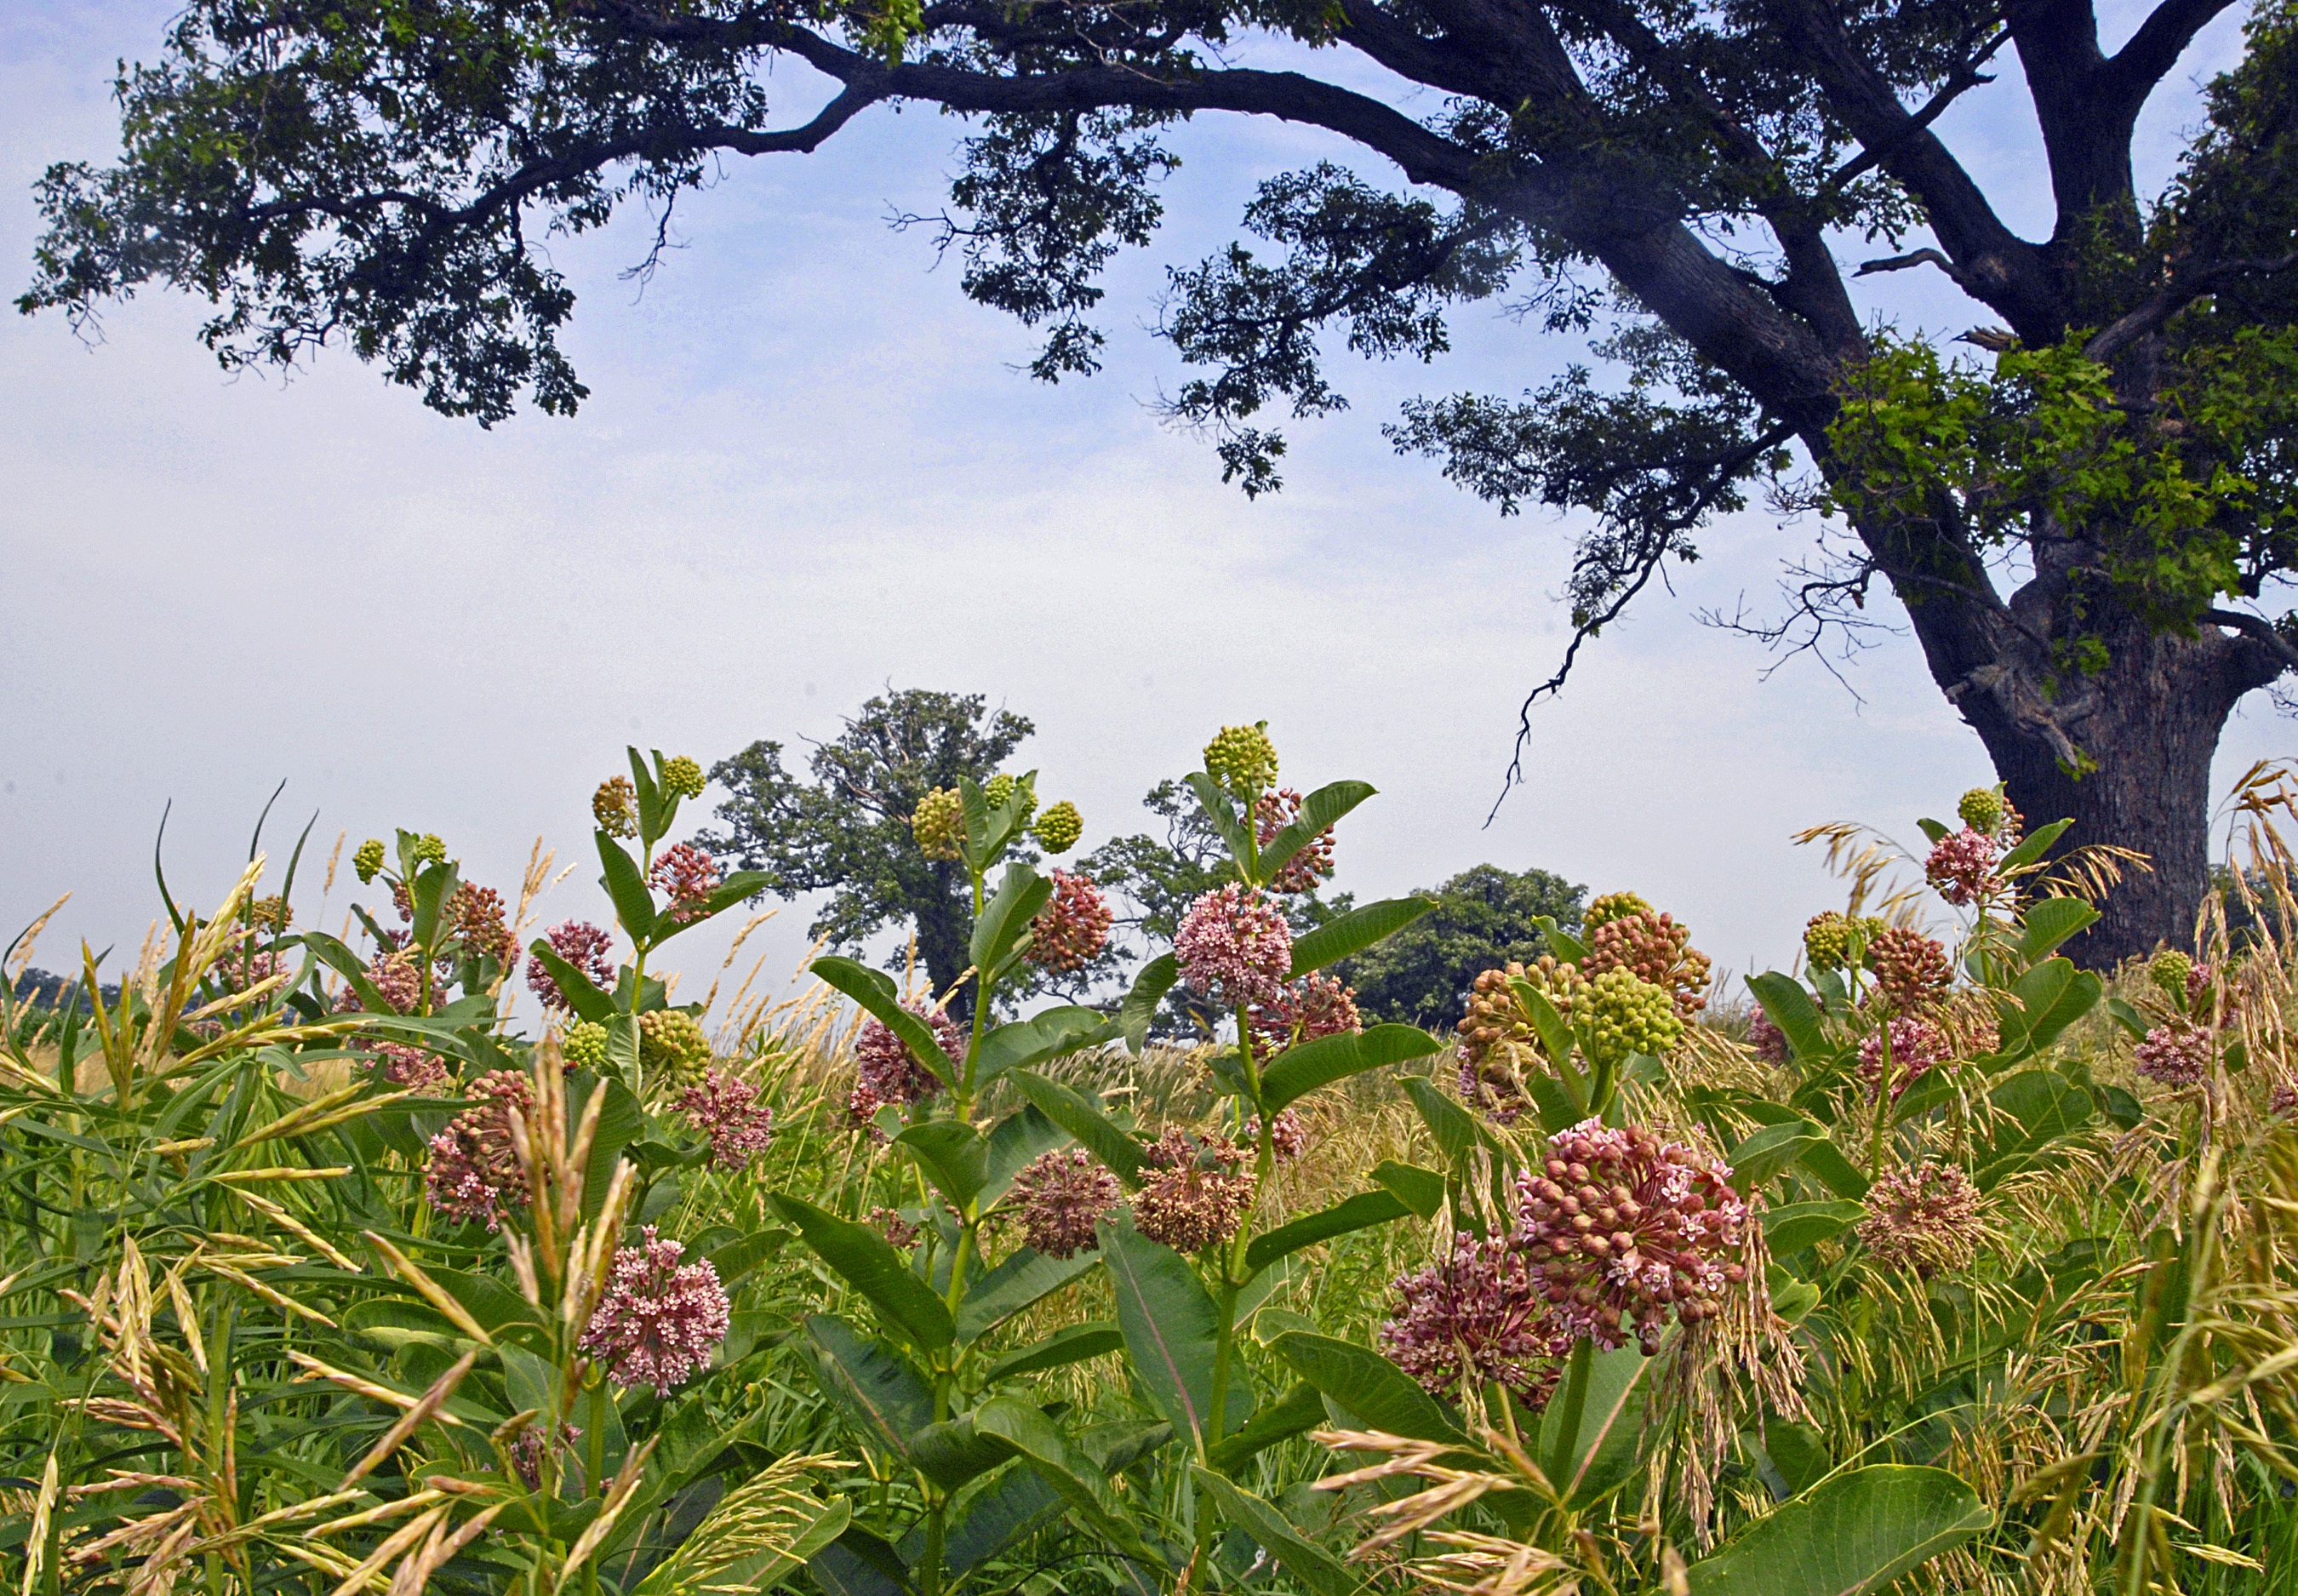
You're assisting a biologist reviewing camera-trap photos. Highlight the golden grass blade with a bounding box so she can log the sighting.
[338,1351,478,1490]
[363,1231,494,1345]
[553,1435,660,1592]
[323,1506,449,1596]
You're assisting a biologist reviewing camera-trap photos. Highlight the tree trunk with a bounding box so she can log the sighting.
[1954,623,2260,968]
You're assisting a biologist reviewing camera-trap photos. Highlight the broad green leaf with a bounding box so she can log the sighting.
[1726,1121,1826,1195]
[1190,1467,1359,1596]
[1746,973,1831,1061]
[1120,954,1180,1055]
[940,1463,1065,1574]
[982,1322,1125,1384]
[581,1075,645,1221]
[1538,1339,1655,1508]
[2018,896,2099,963]
[1206,1383,1326,1473]
[629,747,666,845]
[976,1007,1113,1087]
[1288,898,1438,979]
[1763,1200,1866,1253]
[772,1195,956,1350]
[1082,1419,1177,1473]
[895,1121,989,1209]
[911,1415,1017,1490]
[1510,983,1576,1075]
[2104,997,2149,1041]
[1271,1331,1466,1444]
[809,1532,906,1596]
[425,1267,546,1333]
[597,833,657,945]
[1100,1218,1220,1448]
[298,930,394,1014]
[1763,1422,1834,1499]
[1684,1465,1990,1596]
[646,869,774,948]
[802,1314,933,1461]
[1798,1140,1872,1200]
[1975,1070,2095,1192]
[956,1247,1101,1343]
[2000,816,2075,872]
[1371,1160,1445,1219]
[1914,816,1950,844]
[1186,773,1256,866]
[1244,1192,1412,1273]
[973,1398,1168,1568]
[1258,781,1375,880]
[1534,915,1590,964]
[1401,1076,1482,1172]
[981,1105,1071,1207]
[811,956,957,1090]
[526,940,616,1024]
[1260,1024,1440,1114]
[1011,1071,1143,1185]
[971,863,1055,982]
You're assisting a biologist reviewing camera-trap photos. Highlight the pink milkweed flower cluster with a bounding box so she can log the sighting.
[1380,1233,1561,1404]
[340,952,452,1091]
[1255,788,1336,894]
[509,1421,582,1492]
[578,1227,731,1395]
[425,1070,535,1230]
[853,1002,965,1116]
[529,921,615,1012]
[1175,884,1293,1009]
[1243,1109,1309,1161]
[1133,1130,1258,1254]
[1746,1006,1791,1064]
[1029,872,1112,972]
[2135,1022,2212,1087]
[1007,1148,1121,1258]
[1250,975,1361,1055]
[674,1069,775,1170]
[1925,827,2006,907]
[1856,1161,1983,1277]
[648,844,723,925]
[1514,1119,1749,1355]
[1858,1015,1949,1101]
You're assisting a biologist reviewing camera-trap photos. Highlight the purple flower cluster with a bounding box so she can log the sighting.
[871,1207,922,1250]
[1513,1119,1749,1355]
[341,952,451,1091]
[1007,1148,1121,1258]
[674,1070,775,1170]
[1380,1234,1560,1404]
[1254,788,1336,894]
[578,1227,731,1395]
[1925,827,2005,907]
[1175,885,1293,1009]
[425,1070,534,1230]
[852,1002,964,1117]
[1243,1109,1309,1161]
[648,844,723,925]
[1857,1015,1948,1101]
[1746,1006,1790,1064]
[529,921,615,1012]
[2135,1022,2212,1088]
[1856,1161,1982,1276]
[1133,1130,1258,1254]
[1029,872,1112,972]
[1250,975,1361,1055]
[509,1421,582,1492]
[1868,926,1951,1014]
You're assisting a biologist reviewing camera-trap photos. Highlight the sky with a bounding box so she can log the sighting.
[0,0,2284,1015]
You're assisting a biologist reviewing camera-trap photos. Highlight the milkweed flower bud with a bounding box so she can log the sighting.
[675,1069,775,1170]
[425,1070,535,1230]
[449,883,516,973]
[871,1207,922,1250]
[1856,1162,1983,1276]
[578,1227,730,1395]
[912,788,965,861]
[982,773,1038,826]
[1857,1015,1948,1100]
[1203,723,1278,798]
[1580,966,1683,1065]
[1869,926,1952,1014]
[1243,1108,1309,1160]
[1583,891,1652,930]
[1926,827,2005,907]
[529,921,615,1011]
[414,833,449,867]
[353,838,386,884]
[508,1421,582,1492]
[1254,788,1335,893]
[593,777,638,838]
[648,843,723,925]
[2272,1079,2298,1118]
[2135,1023,2210,1088]
[1456,958,1584,1124]
[1584,909,1712,1016]
[1132,1130,1257,1254]
[855,1002,964,1106]
[1175,884,1293,1009]
[1008,1148,1121,1258]
[1513,1118,1748,1355]
[1380,1233,1558,1403]
[1032,800,1083,855]
[660,755,706,800]
[562,1021,609,1072]
[1957,787,2008,835]
[2148,951,2195,1010]
[1251,974,1361,1055]
[639,1010,712,1087]
[1029,872,1112,972]
[1746,1006,1790,1064]
[1802,911,1882,972]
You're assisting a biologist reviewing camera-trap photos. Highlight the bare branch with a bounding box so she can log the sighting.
[2206,608,2298,674]
[2100,0,2244,111]
[1855,247,1979,292]
[2084,251,2298,360]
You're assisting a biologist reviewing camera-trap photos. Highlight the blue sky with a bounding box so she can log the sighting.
[0,0,2283,1007]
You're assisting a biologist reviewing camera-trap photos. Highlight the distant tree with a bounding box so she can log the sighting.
[1337,865,1586,1029]
[1077,779,1347,1035]
[698,689,1032,1017]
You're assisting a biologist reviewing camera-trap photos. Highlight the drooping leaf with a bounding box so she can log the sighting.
[1797,1139,1872,1199]
[811,956,959,1089]
[972,863,1055,982]
[1746,973,1831,1061]
[1190,1467,1359,1596]
[1244,1192,1412,1273]
[1258,781,1375,880]
[1205,1382,1326,1473]
[1271,1331,1465,1444]
[1100,1217,1221,1449]
[2017,896,2100,963]
[911,1415,1017,1490]
[1288,897,1438,979]
[1763,1200,1866,1253]
[1011,1071,1143,1184]
[955,1247,1101,1343]
[1999,817,2075,872]
[1725,1121,1826,1195]
[523,940,617,1024]
[1186,773,1257,866]
[1260,1025,1441,1114]
[973,1398,1168,1569]
[772,1195,956,1350]
[802,1314,934,1461]
[976,1008,1114,1087]
[982,1322,1125,1384]
[895,1121,989,1210]
[1371,1160,1445,1219]
[1120,955,1180,1055]
[809,1532,906,1596]
[597,833,658,945]
[980,1105,1071,1206]
[939,1463,1065,1574]
[1400,1076,1481,1172]
[1683,1465,1990,1596]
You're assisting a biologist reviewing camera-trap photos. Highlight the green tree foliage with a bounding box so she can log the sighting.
[1335,863,1585,1028]
[22,0,2298,959]
[699,689,1032,1014]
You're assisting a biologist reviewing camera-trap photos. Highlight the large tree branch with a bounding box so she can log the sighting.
[2084,249,2298,359]
[2100,0,2244,112]
[2205,608,2298,675]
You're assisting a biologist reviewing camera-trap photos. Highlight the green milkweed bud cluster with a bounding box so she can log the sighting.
[594,777,639,838]
[1579,967,1683,1066]
[562,1021,609,1072]
[1202,723,1278,798]
[982,773,1038,826]
[660,755,706,801]
[353,838,386,884]
[638,1009,712,1087]
[1803,911,1884,972]
[1582,891,1653,930]
[1957,787,2008,835]
[1032,799,1083,855]
[912,787,964,861]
